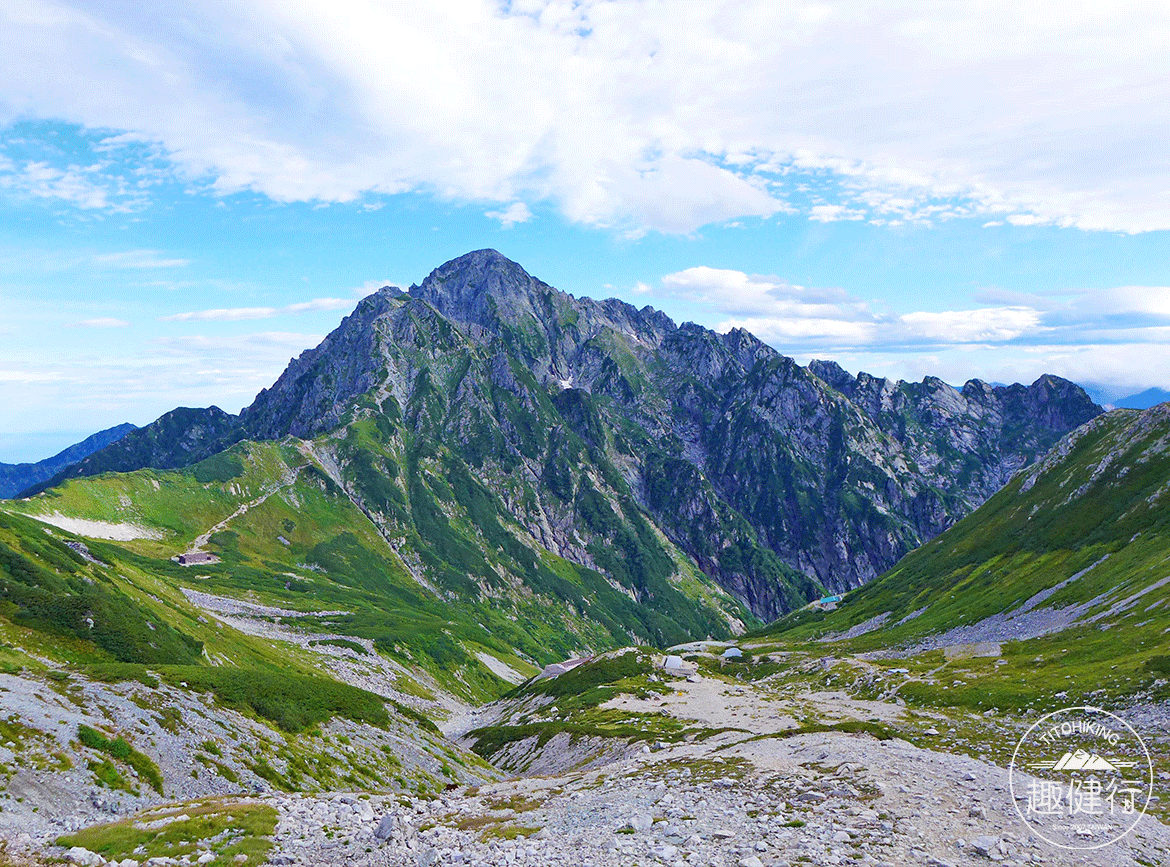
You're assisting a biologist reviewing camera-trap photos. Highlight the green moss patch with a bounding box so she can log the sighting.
[78,724,164,795]
[159,668,391,733]
[59,799,276,866]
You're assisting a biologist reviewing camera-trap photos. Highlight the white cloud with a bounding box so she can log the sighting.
[0,329,327,434]
[161,297,356,322]
[809,204,866,223]
[714,307,1044,349]
[650,266,1170,393]
[719,316,878,345]
[73,317,129,327]
[0,159,120,210]
[285,297,354,314]
[658,267,1087,349]
[1006,214,1048,227]
[152,332,324,352]
[162,307,278,322]
[2,2,1167,232]
[661,266,871,322]
[93,249,189,269]
[0,369,65,383]
[485,201,532,227]
[1086,286,1170,319]
[897,307,1043,344]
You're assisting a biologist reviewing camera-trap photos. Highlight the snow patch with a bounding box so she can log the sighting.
[30,512,164,541]
[474,651,526,684]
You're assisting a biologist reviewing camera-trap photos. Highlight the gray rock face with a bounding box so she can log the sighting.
[52,249,1101,619]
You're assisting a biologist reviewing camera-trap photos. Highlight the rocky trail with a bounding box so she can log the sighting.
[182,471,301,557]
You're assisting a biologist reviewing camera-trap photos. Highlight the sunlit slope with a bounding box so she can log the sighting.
[6,428,749,698]
[0,506,393,686]
[756,405,1170,704]
[0,506,499,803]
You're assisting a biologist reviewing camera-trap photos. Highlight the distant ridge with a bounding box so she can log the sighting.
[1115,387,1170,410]
[0,423,136,498]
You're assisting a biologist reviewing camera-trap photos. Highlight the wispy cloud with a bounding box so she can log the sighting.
[650,268,1170,392]
[152,332,325,352]
[285,298,356,314]
[73,317,129,327]
[162,307,277,323]
[0,369,66,383]
[0,329,326,435]
[161,297,355,322]
[2,3,1167,232]
[0,159,122,210]
[93,249,189,269]
[809,204,866,223]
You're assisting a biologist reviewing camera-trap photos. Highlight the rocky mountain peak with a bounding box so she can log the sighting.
[413,249,552,330]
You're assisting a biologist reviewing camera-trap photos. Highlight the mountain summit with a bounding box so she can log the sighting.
[32,250,1101,618]
[413,248,551,329]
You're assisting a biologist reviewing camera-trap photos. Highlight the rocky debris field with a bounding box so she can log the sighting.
[0,668,489,854]
[187,727,1170,867]
[5,653,1170,867]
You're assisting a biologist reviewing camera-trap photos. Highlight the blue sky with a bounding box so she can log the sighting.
[2,2,1169,461]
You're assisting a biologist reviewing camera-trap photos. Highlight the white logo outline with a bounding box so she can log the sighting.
[1009,705,1153,851]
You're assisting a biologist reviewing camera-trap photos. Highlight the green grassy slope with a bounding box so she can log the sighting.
[3,422,749,705]
[0,500,495,802]
[754,405,1170,710]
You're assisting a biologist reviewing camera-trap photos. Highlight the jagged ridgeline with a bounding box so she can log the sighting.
[756,403,1170,708]
[11,251,1098,668]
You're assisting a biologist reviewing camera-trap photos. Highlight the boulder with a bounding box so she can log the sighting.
[649,843,678,860]
[374,815,398,840]
[621,813,653,832]
[972,835,1000,857]
[65,849,103,867]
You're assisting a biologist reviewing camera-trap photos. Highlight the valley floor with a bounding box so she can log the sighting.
[3,649,1168,867]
